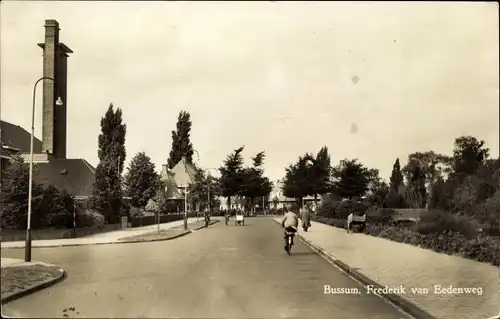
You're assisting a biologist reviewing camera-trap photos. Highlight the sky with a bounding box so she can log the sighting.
[1,1,498,182]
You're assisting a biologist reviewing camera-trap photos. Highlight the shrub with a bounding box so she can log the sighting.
[313,216,347,229]
[34,185,74,229]
[415,210,477,239]
[76,209,106,227]
[333,200,372,219]
[129,206,145,217]
[367,208,397,224]
[317,196,337,217]
[475,190,500,235]
[461,235,500,265]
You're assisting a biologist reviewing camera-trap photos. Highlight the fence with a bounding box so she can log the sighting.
[128,213,184,227]
[0,223,121,242]
[392,208,427,221]
[1,214,186,242]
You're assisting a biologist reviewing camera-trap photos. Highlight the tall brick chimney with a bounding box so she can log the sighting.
[38,19,73,159]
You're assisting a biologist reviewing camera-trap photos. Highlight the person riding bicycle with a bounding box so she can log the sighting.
[281,205,299,250]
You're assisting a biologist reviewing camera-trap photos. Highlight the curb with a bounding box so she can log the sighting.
[1,266,67,304]
[191,220,220,230]
[272,219,435,319]
[1,231,193,249]
[118,230,192,244]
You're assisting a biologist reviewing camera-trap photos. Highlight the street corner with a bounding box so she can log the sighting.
[1,259,67,304]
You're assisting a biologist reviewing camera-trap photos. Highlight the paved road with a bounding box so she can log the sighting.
[1,218,411,318]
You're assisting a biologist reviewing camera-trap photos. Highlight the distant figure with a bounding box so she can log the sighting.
[300,206,311,229]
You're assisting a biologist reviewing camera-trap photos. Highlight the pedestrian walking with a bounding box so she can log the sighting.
[300,205,311,229]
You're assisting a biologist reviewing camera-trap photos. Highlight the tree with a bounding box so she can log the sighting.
[167,111,194,169]
[240,152,273,214]
[124,152,159,209]
[219,146,245,209]
[386,158,406,208]
[428,176,452,211]
[366,169,389,207]
[403,152,451,191]
[451,159,500,217]
[331,159,371,200]
[97,104,127,173]
[404,162,427,208]
[310,146,332,207]
[282,154,315,206]
[0,155,74,229]
[389,158,404,192]
[402,151,451,208]
[452,136,489,179]
[205,174,222,211]
[153,180,177,214]
[36,185,74,229]
[187,169,205,212]
[188,167,222,212]
[1,156,39,229]
[90,103,127,223]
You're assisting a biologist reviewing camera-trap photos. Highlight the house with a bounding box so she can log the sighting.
[1,122,96,201]
[31,157,96,200]
[269,179,321,209]
[217,195,246,211]
[159,156,199,210]
[1,120,42,174]
[1,20,95,200]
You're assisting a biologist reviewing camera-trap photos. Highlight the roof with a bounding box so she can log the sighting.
[170,157,198,187]
[1,121,42,153]
[161,170,184,200]
[32,158,96,198]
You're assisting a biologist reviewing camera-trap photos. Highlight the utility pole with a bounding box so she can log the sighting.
[207,181,211,212]
[184,186,188,230]
[262,196,265,216]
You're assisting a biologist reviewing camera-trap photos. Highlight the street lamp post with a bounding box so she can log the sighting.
[207,182,211,213]
[303,157,316,210]
[262,197,265,216]
[184,186,188,230]
[26,77,63,262]
[73,204,76,238]
[206,168,217,213]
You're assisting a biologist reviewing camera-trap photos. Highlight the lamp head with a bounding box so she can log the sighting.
[55,97,64,106]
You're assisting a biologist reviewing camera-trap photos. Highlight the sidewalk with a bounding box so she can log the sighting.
[274,218,499,319]
[1,218,203,248]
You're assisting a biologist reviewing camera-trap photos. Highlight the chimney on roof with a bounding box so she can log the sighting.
[38,19,73,160]
[161,164,169,175]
